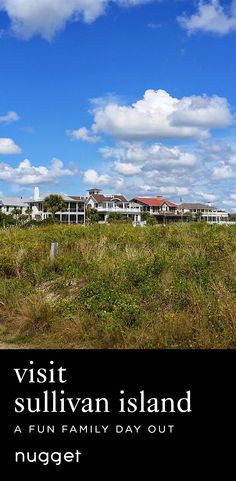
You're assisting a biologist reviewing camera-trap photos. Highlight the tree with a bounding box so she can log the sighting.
[43,195,66,218]
[11,207,22,225]
[184,211,194,222]
[86,207,100,223]
[11,207,22,217]
[18,214,28,225]
[141,212,156,225]
[25,206,33,221]
[195,211,202,222]
[0,212,15,228]
[107,212,132,224]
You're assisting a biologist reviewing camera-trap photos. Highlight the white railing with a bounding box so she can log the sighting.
[33,210,85,215]
[96,206,141,213]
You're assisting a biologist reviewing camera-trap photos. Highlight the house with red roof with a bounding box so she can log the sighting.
[131,195,182,223]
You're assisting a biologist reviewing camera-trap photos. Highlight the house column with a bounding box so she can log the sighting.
[75,202,78,224]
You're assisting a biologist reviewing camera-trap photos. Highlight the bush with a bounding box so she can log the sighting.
[141,212,156,225]
[107,212,133,224]
[0,212,15,227]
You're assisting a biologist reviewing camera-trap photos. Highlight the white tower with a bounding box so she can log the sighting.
[34,186,40,201]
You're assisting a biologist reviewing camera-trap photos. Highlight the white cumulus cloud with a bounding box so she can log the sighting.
[94,141,200,196]
[0,138,21,154]
[114,161,142,175]
[0,0,150,40]
[178,0,236,36]
[83,168,111,185]
[0,157,76,185]
[212,161,236,179]
[0,111,19,123]
[195,191,218,202]
[101,143,197,169]
[91,89,232,141]
[158,186,189,196]
[67,127,100,143]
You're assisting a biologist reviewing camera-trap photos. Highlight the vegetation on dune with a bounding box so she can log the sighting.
[0,222,236,349]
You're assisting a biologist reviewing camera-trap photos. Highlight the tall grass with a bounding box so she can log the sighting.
[0,222,236,348]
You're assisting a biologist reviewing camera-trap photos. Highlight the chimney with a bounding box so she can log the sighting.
[34,186,40,201]
[156,195,164,199]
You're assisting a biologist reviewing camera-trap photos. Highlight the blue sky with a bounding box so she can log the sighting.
[0,0,236,209]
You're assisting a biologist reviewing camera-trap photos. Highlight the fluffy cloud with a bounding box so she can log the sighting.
[0,138,21,154]
[83,139,200,196]
[200,140,236,163]
[212,161,236,179]
[91,89,232,141]
[0,0,150,40]
[67,127,100,143]
[114,161,142,175]
[222,199,236,207]
[81,135,236,206]
[0,111,19,123]
[0,158,76,185]
[82,168,112,185]
[101,143,197,169]
[178,0,236,35]
[195,191,218,202]
[158,186,189,196]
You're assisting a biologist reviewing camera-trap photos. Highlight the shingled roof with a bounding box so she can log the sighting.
[178,203,216,210]
[90,193,128,203]
[0,196,29,207]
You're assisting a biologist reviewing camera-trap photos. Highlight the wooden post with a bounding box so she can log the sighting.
[50,242,58,260]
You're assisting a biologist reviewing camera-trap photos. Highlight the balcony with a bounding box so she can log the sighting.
[95,205,141,214]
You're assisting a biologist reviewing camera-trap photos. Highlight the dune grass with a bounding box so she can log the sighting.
[0,222,236,349]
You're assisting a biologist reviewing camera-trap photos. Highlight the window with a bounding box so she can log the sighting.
[70,202,76,212]
[62,214,68,223]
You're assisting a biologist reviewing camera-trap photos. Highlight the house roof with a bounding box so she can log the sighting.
[0,196,29,207]
[70,196,86,201]
[178,203,216,210]
[30,193,85,203]
[90,193,128,203]
[132,197,177,208]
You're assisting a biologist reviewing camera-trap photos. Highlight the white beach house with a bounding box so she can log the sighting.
[28,187,86,224]
[86,189,142,223]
